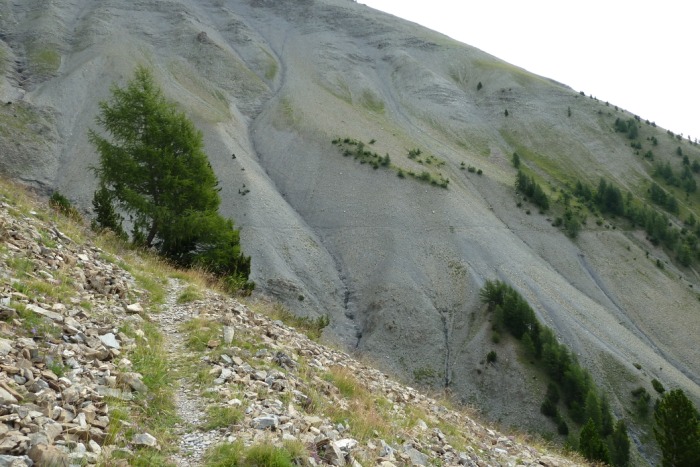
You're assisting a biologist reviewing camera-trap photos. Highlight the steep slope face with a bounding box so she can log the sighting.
[0,0,698,457]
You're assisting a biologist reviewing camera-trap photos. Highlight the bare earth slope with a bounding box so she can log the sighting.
[1,0,699,462]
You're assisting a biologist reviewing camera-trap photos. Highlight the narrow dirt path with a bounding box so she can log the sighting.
[150,279,224,466]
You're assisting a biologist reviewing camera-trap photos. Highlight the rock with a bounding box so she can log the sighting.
[132,433,159,449]
[88,440,102,455]
[99,333,120,349]
[0,432,30,455]
[207,339,220,348]
[125,303,143,314]
[539,456,563,467]
[403,445,429,466]
[316,439,345,466]
[118,373,148,393]
[0,455,33,467]
[252,414,279,430]
[0,387,18,404]
[0,338,13,356]
[25,304,63,322]
[223,326,234,344]
[27,444,68,467]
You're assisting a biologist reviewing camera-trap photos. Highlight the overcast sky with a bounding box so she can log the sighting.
[361,0,700,141]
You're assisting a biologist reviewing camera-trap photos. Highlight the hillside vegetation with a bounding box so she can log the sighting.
[0,177,591,465]
[0,0,699,464]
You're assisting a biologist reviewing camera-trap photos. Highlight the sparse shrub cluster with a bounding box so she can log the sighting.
[331,138,449,188]
[653,160,697,195]
[332,138,390,169]
[480,280,630,465]
[614,117,639,139]
[407,148,445,167]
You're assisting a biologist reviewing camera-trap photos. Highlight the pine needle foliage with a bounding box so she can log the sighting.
[89,66,251,290]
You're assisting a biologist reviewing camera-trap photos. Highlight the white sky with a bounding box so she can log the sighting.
[361,0,700,140]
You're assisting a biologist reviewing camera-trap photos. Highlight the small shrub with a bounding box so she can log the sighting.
[633,362,642,370]
[477,81,483,91]
[491,331,500,344]
[651,378,666,394]
[541,398,558,417]
[177,285,203,304]
[557,419,569,435]
[325,366,360,398]
[203,406,245,430]
[486,350,497,364]
[49,191,82,221]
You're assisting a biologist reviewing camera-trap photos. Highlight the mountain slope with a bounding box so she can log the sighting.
[1,0,699,462]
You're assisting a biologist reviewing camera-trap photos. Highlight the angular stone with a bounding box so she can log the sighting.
[0,338,12,357]
[252,414,279,430]
[125,303,143,314]
[118,373,148,393]
[0,455,33,467]
[98,333,120,349]
[26,304,63,322]
[132,433,159,449]
[403,445,429,466]
[223,326,234,345]
[0,387,18,405]
[0,432,30,455]
[88,439,101,455]
[316,438,345,466]
[207,339,220,348]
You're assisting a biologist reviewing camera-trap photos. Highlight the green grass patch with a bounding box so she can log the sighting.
[0,103,44,139]
[133,271,166,305]
[203,405,245,430]
[177,285,203,303]
[12,303,62,339]
[500,131,576,185]
[360,89,385,113]
[120,321,179,455]
[204,440,246,467]
[204,441,306,467]
[7,256,36,278]
[255,302,329,340]
[181,317,222,351]
[28,46,61,75]
[324,366,360,399]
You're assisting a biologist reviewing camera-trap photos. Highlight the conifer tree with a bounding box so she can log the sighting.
[89,66,251,287]
[654,389,700,467]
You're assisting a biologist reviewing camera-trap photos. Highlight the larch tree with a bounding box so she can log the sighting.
[89,66,251,288]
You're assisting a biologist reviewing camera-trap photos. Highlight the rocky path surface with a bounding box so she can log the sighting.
[0,191,587,466]
[151,279,224,466]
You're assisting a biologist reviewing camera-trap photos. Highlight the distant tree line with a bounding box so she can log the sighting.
[480,280,630,465]
[515,170,549,210]
[574,178,699,267]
